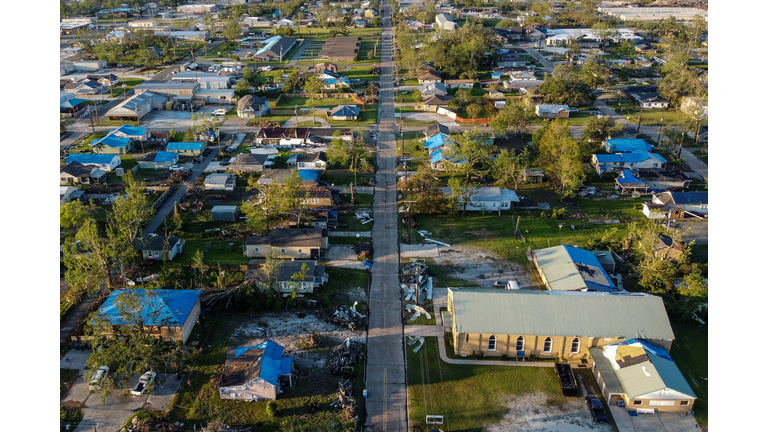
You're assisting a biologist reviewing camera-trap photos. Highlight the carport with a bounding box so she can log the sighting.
[590,347,627,405]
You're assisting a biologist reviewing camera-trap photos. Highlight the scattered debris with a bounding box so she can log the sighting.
[329,305,367,330]
[331,379,357,421]
[179,186,206,212]
[537,202,551,210]
[401,212,419,230]
[354,242,373,261]
[329,338,366,375]
[424,238,450,247]
[354,211,373,224]
[406,304,432,322]
[408,336,425,353]
[416,230,432,237]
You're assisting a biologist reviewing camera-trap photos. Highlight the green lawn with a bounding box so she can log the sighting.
[335,214,373,231]
[60,368,80,399]
[407,337,567,431]
[111,78,146,97]
[340,193,373,207]
[575,197,645,219]
[203,41,238,58]
[321,171,374,187]
[405,301,435,326]
[316,267,369,306]
[606,101,691,126]
[338,66,380,84]
[173,239,249,266]
[670,320,708,428]
[326,108,378,126]
[277,97,358,109]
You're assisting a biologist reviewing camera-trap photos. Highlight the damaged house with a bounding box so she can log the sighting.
[245,261,328,294]
[244,228,329,259]
[218,339,295,401]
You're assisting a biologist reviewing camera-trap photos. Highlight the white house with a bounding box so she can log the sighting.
[592,151,667,175]
[535,104,572,119]
[142,236,185,261]
[204,174,236,191]
[435,13,456,30]
[440,186,520,211]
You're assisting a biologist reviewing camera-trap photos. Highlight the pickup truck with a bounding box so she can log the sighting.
[131,371,156,396]
[585,396,608,422]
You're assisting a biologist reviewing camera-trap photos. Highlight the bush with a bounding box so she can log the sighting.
[266,401,278,418]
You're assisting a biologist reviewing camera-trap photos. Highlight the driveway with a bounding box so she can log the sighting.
[70,373,182,432]
[608,406,700,432]
[397,112,459,127]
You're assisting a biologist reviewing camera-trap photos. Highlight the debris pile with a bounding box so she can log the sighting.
[401,212,418,230]
[401,260,433,305]
[329,338,366,375]
[407,336,425,353]
[354,242,373,261]
[406,304,432,323]
[168,170,190,184]
[331,378,356,421]
[354,211,373,225]
[179,186,206,212]
[329,302,367,330]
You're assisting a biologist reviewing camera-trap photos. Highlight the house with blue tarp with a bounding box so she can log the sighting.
[92,134,133,154]
[592,151,667,175]
[532,245,621,293]
[95,289,202,344]
[603,138,652,153]
[65,153,121,171]
[218,339,295,401]
[616,170,649,193]
[138,151,179,169]
[111,124,150,141]
[423,133,454,151]
[165,141,206,156]
[590,339,697,413]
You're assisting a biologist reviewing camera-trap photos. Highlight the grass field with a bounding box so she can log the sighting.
[340,193,373,207]
[407,337,567,431]
[111,78,146,97]
[173,239,249,265]
[606,101,691,126]
[318,267,369,306]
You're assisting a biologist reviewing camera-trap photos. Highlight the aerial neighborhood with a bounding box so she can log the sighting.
[58,1,709,431]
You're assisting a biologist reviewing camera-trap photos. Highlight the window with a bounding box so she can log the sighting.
[488,335,496,351]
[680,401,689,406]
[571,338,580,353]
[516,336,524,351]
[253,247,259,253]
[297,248,304,255]
[633,400,642,406]
[543,337,552,353]
[280,248,286,255]
[465,334,469,343]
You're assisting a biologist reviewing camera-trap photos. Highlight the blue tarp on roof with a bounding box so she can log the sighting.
[260,339,288,386]
[423,133,452,150]
[594,153,625,163]
[299,170,321,182]
[65,154,118,165]
[563,245,615,289]
[93,134,131,148]
[430,149,465,165]
[256,35,282,56]
[113,124,147,137]
[61,98,86,109]
[154,151,179,162]
[166,142,205,151]
[98,289,201,326]
[616,170,646,186]
[609,339,673,361]
[287,154,297,163]
[605,139,651,153]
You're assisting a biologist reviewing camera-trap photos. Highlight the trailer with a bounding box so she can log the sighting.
[556,363,578,397]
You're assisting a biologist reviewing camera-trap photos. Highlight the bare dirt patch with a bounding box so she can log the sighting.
[231,312,366,371]
[433,245,536,289]
[485,392,614,432]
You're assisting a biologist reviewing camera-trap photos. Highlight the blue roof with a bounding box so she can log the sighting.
[154,151,179,162]
[430,149,465,165]
[605,139,651,153]
[98,289,201,327]
[166,142,205,151]
[616,170,647,186]
[287,154,297,162]
[93,134,131,148]
[256,35,283,56]
[609,339,672,361]
[299,170,320,182]
[563,245,615,290]
[234,339,292,386]
[61,98,86,109]
[424,133,453,150]
[594,153,625,163]
[112,124,147,137]
[65,154,118,164]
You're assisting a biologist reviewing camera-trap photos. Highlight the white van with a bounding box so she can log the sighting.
[89,366,109,390]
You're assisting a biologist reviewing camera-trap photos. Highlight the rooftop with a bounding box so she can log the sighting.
[533,245,617,292]
[98,289,201,327]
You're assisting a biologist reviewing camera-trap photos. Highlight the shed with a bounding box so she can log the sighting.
[212,205,238,222]
[204,173,236,191]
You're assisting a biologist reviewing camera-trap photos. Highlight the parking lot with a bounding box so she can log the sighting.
[140,104,230,129]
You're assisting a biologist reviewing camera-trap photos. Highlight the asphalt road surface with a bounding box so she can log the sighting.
[363,2,408,431]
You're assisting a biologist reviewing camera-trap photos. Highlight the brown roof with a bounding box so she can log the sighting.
[417,69,442,81]
[445,79,474,84]
[61,161,93,177]
[422,94,453,105]
[219,346,266,388]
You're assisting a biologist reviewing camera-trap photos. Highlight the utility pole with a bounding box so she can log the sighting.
[656,112,664,145]
[636,109,643,135]
[294,105,298,128]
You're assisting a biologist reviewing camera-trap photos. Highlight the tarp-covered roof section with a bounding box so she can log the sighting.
[98,289,201,326]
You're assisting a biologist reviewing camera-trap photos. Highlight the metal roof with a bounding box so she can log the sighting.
[212,205,238,212]
[166,142,205,151]
[425,123,449,138]
[601,340,696,399]
[205,174,235,185]
[65,154,118,165]
[108,91,168,113]
[220,339,292,388]
[98,289,201,327]
[449,289,675,341]
[139,151,178,163]
[532,245,615,291]
[329,105,360,117]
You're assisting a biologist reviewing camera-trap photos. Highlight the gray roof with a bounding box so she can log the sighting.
[61,161,93,177]
[143,236,180,252]
[108,91,168,113]
[237,94,269,111]
[230,153,269,167]
[657,191,708,206]
[212,205,238,213]
[532,245,616,292]
[449,289,675,340]
[425,123,449,138]
[204,174,235,185]
[136,81,200,90]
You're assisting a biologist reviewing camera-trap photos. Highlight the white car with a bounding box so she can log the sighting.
[212,108,228,116]
[89,366,109,391]
[131,371,156,395]
[169,165,188,172]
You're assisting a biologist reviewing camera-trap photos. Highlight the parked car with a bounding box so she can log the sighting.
[212,108,228,116]
[492,280,520,290]
[169,165,188,171]
[131,371,157,396]
[585,396,608,422]
[89,366,109,391]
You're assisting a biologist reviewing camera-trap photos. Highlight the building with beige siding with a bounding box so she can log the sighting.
[446,289,674,363]
[244,228,328,260]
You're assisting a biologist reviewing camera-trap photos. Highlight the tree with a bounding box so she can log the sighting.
[491,148,528,189]
[63,217,116,295]
[327,130,370,187]
[447,176,480,215]
[535,120,585,200]
[224,18,242,41]
[495,18,518,28]
[579,59,610,90]
[444,129,494,180]
[280,169,311,225]
[134,48,159,69]
[60,200,93,240]
[412,89,423,104]
[288,262,311,297]
[539,72,594,106]
[465,103,484,119]
[242,65,255,84]
[630,223,691,294]
[580,115,624,145]
[234,78,251,97]
[455,88,472,106]
[657,53,701,107]
[107,172,152,249]
[191,249,205,288]
[303,75,324,125]
[401,165,452,214]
